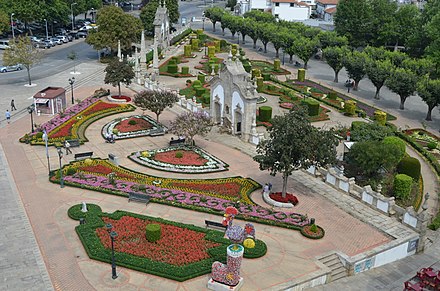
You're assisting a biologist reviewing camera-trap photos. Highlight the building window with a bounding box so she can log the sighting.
[275,2,279,6]
[290,3,294,6]
[275,14,279,18]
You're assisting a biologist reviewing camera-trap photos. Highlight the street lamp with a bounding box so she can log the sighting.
[106,223,118,279]
[27,104,34,133]
[202,13,205,31]
[57,147,64,188]
[91,8,95,23]
[71,2,77,31]
[69,77,75,104]
[44,19,48,40]
[10,13,15,39]
[42,130,50,175]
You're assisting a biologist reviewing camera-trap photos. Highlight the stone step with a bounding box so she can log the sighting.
[319,253,339,265]
[331,269,348,281]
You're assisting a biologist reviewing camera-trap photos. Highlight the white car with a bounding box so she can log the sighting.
[55,35,69,43]
[0,64,23,73]
[49,37,63,45]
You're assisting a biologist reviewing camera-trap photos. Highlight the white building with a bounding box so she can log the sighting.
[272,0,311,21]
[315,0,338,19]
[249,0,270,11]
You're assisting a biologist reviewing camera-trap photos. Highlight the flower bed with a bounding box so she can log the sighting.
[102,115,166,140]
[250,60,290,75]
[269,192,299,205]
[300,224,325,239]
[53,159,315,235]
[129,145,229,173]
[68,204,267,281]
[107,95,132,102]
[19,91,135,146]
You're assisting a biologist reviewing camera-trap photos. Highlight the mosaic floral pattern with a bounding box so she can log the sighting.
[102,114,166,140]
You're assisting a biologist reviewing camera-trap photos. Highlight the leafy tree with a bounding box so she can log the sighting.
[9,0,44,32]
[292,36,319,69]
[104,59,135,98]
[140,0,179,36]
[133,90,179,122]
[269,27,287,58]
[318,31,348,49]
[281,33,298,63]
[257,22,273,53]
[382,4,419,50]
[347,141,403,178]
[417,76,440,121]
[343,51,367,90]
[350,122,392,142]
[254,107,337,197]
[369,0,397,46]
[226,0,237,11]
[334,0,373,48]
[323,46,350,82]
[385,67,418,110]
[87,6,142,53]
[169,111,213,145]
[220,13,233,36]
[365,58,393,99]
[2,36,42,85]
[363,46,388,61]
[243,10,276,23]
[0,10,8,34]
[401,58,435,77]
[204,7,225,32]
[245,18,260,49]
[385,50,408,68]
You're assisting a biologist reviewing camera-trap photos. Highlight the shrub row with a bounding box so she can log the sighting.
[170,28,192,46]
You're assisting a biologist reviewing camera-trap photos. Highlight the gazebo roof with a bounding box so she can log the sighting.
[33,87,66,99]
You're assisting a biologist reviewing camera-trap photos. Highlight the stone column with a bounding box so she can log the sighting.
[153,35,159,77]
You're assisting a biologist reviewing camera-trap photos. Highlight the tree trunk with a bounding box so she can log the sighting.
[399,95,407,110]
[289,55,293,63]
[374,86,381,99]
[353,80,360,91]
[118,83,121,98]
[304,61,308,69]
[275,48,279,58]
[26,67,32,85]
[263,43,267,53]
[282,173,288,198]
[222,28,225,36]
[231,32,235,39]
[253,39,257,49]
[156,113,160,122]
[426,105,434,121]
[333,70,339,83]
[242,34,245,44]
[212,22,216,32]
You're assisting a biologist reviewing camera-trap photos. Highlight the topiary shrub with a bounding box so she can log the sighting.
[383,136,406,160]
[197,74,205,83]
[374,110,387,126]
[184,45,192,57]
[274,59,280,70]
[145,223,161,242]
[397,156,421,181]
[251,68,261,79]
[427,142,437,150]
[256,77,264,92]
[298,69,306,82]
[167,64,178,73]
[208,46,215,58]
[195,87,205,97]
[175,151,183,158]
[287,90,299,101]
[203,95,210,104]
[128,119,137,125]
[243,63,251,73]
[181,66,189,75]
[191,38,199,50]
[259,106,272,122]
[35,132,44,139]
[344,100,357,116]
[393,174,413,200]
[192,80,202,88]
[328,91,338,100]
[214,40,220,52]
[301,98,320,116]
[262,72,271,81]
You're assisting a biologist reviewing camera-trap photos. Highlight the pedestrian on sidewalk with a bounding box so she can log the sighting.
[5,110,11,124]
[263,183,269,195]
[10,99,16,111]
[268,182,272,192]
[64,140,72,155]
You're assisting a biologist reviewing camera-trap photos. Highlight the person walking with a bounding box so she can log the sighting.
[5,110,11,124]
[10,99,16,111]
[64,140,72,155]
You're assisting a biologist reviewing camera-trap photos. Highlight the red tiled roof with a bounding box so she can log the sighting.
[325,6,337,13]
[316,0,338,5]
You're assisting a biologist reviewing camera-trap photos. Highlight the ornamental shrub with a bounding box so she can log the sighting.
[427,142,437,150]
[175,151,183,158]
[128,120,137,125]
[383,136,406,160]
[184,45,192,57]
[350,122,392,141]
[208,46,215,58]
[251,68,261,79]
[328,91,338,100]
[262,73,271,81]
[197,74,206,83]
[344,100,357,116]
[274,59,280,70]
[374,110,387,126]
[214,40,220,52]
[191,39,199,50]
[192,80,202,88]
[298,69,306,82]
[145,223,161,242]
[393,174,413,200]
[256,77,263,91]
[259,106,272,122]
[310,224,318,233]
[397,156,421,181]
[167,64,178,74]
[181,66,189,75]
[195,87,205,97]
[243,63,251,73]
[35,132,44,139]
[66,167,77,175]
[301,98,320,116]
[287,90,299,101]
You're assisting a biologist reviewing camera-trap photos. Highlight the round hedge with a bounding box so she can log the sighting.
[259,106,272,122]
[383,136,406,160]
[393,174,413,199]
[146,223,161,242]
[192,80,202,88]
[397,156,421,181]
[68,203,102,220]
[374,110,387,126]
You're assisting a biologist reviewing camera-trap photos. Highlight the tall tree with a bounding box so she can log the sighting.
[365,58,393,99]
[385,67,418,110]
[204,7,225,32]
[2,36,42,85]
[243,10,276,23]
[257,22,273,53]
[417,76,440,121]
[104,59,135,98]
[169,111,213,145]
[369,0,397,47]
[87,6,142,53]
[254,107,337,197]
[343,51,367,90]
[292,36,319,69]
[269,27,287,58]
[323,46,350,82]
[0,10,9,34]
[318,31,348,49]
[133,90,179,122]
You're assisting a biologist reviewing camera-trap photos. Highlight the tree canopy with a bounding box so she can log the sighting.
[169,111,213,145]
[104,59,135,98]
[139,0,179,36]
[133,90,179,122]
[417,76,440,121]
[254,107,337,197]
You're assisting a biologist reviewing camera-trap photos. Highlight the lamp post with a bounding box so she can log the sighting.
[91,8,95,23]
[106,223,118,279]
[42,130,50,175]
[69,77,75,104]
[44,19,48,40]
[27,105,34,133]
[237,31,240,44]
[202,12,205,31]
[57,147,64,188]
[10,13,15,39]
[71,2,77,31]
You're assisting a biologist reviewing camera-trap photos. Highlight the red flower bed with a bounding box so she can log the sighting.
[170,181,242,198]
[96,216,220,266]
[115,117,153,133]
[269,192,299,205]
[111,95,132,102]
[79,164,134,179]
[154,150,208,166]
[49,119,77,138]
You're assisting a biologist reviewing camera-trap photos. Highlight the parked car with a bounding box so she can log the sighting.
[68,31,79,40]
[0,39,10,50]
[43,39,56,47]
[49,37,63,45]
[0,64,23,73]
[33,40,51,49]
[55,35,69,43]
[76,31,88,38]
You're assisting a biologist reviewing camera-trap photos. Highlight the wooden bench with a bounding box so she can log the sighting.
[169,138,185,146]
[74,151,93,160]
[205,220,227,231]
[128,192,151,205]
[149,128,165,137]
[66,139,80,147]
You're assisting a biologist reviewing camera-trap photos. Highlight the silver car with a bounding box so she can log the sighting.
[0,64,23,73]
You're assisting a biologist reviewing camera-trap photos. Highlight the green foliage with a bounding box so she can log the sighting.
[140,0,179,36]
[344,100,357,116]
[428,213,440,230]
[328,91,338,100]
[258,106,272,122]
[262,73,271,81]
[350,122,392,142]
[385,68,418,110]
[133,90,179,122]
[365,58,394,99]
[274,59,281,70]
[374,110,387,126]
[301,99,320,116]
[393,174,413,200]
[298,69,306,82]
[184,45,192,57]
[256,77,264,91]
[104,59,135,98]
[243,10,276,23]
[204,7,226,32]
[310,224,318,233]
[0,11,8,34]
[197,74,206,83]
[145,223,161,242]
[382,136,406,160]
[343,51,367,89]
[323,46,350,82]
[427,142,438,150]
[170,28,192,46]
[181,66,189,75]
[192,80,202,88]
[417,76,440,121]
[128,120,137,125]
[191,38,199,50]
[397,156,421,181]
[195,87,205,97]
[167,64,178,73]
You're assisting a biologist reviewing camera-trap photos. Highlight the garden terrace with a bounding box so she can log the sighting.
[67,204,267,281]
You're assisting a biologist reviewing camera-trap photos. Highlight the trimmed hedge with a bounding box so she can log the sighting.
[393,174,413,200]
[298,69,306,81]
[181,66,189,74]
[170,28,192,46]
[167,64,178,74]
[397,156,421,181]
[184,45,192,57]
[146,223,161,242]
[328,91,338,100]
[344,100,357,116]
[374,110,387,126]
[259,106,272,122]
[197,74,206,83]
[274,59,280,70]
[301,98,320,116]
[300,225,325,239]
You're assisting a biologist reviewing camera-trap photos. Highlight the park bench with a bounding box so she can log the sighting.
[149,128,165,137]
[74,151,93,160]
[169,138,185,146]
[205,220,227,231]
[128,192,151,205]
[66,139,80,147]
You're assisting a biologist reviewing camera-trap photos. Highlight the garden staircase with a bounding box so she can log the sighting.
[318,253,348,282]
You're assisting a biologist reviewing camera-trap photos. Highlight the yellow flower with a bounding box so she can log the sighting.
[243,238,255,249]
